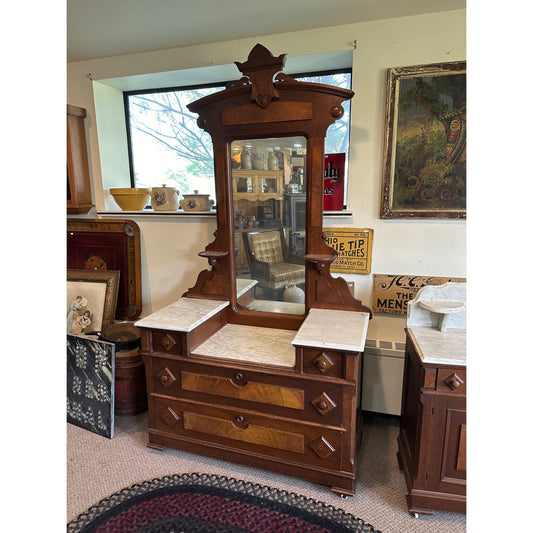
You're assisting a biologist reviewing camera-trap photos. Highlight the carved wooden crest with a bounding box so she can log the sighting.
[234,44,287,109]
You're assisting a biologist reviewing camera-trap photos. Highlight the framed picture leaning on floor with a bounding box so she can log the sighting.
[67,269,120,335]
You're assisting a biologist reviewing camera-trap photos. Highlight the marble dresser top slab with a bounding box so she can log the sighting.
[135,297,228,332]
[236,278,257,298]
[408,326,466,366]
[193,324,296,367]
[292,308,369,352]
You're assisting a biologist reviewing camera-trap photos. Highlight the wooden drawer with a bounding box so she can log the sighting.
[149,358,349,426]
[300,347,349,379]
[141,329,185,356]
[149,395,343,470]
[436,368,466,394]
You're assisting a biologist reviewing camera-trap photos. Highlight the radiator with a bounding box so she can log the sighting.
[361,339,405,416]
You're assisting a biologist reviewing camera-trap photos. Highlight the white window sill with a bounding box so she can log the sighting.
[324,210,352,217]
[97,209,352,218]
[97,209,217,217]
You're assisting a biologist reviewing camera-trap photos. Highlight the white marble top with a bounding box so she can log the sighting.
[247,300,305,315]
[292,308,370,352]
[236,278,257,298]
[408,326,466,366]
[193,324,296,367]
[135,297,228,332]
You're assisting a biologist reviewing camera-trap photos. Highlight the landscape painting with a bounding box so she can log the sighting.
[381,61,466,218]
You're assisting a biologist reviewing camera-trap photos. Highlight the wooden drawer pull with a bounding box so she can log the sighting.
[232,414,249,430]
[230,372,247,387]
[449,378,461,389]
[444,372,464,391]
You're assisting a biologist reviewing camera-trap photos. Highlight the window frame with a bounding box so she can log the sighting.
[123,68,352,207]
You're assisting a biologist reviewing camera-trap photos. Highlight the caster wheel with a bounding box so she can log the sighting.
[340,494,348,500]
[411,512,419,519]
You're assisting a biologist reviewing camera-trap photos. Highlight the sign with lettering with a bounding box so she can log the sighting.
[323,228,373,274]
[323,153,345,211]
[373,274,466,315]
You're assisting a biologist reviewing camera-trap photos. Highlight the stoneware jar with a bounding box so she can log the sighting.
[179,190,214,211]
[252,152,265,170]
[267,151,279,171]
[241,147,252,169]
[150,184,179,211]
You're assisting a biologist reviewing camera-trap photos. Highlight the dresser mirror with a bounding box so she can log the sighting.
[232,135,307,315]
[185,43,371,327]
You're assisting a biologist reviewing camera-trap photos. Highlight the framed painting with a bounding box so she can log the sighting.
[380,61,466,219]
[67,269,120,335]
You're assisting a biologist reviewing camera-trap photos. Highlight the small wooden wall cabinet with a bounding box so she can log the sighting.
[67,104,94,214]
[397,327,466,515]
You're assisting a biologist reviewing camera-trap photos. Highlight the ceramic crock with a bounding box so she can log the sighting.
[150,184,179,211]
[179,190,214,211]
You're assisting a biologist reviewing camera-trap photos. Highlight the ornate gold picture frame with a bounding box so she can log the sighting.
[380,61,466,219]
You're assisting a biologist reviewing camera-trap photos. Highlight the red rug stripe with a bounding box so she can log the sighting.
[95,491,332,532]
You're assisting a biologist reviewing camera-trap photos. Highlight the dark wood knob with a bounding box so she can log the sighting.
[317,361,327,370]
[160,375,168,383]
[449,378,461,389]
[317,401,328,411]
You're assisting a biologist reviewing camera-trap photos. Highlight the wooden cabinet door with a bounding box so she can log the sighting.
[423,393,466,495]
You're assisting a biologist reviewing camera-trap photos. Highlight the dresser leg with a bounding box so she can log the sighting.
[146,442,165,451]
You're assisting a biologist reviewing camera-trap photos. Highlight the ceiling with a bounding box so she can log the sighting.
[67,0,465,63]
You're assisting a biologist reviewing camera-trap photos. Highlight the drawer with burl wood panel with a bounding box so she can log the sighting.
[148,357,352,426]
[149,395,344,470]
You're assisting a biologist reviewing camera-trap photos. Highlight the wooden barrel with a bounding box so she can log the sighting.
[114,348,147,415]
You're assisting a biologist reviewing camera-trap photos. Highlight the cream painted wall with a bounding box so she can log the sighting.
[67,9,466,341]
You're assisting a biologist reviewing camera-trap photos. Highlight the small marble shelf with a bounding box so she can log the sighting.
[292,308,369,352]
[419,301,465,332]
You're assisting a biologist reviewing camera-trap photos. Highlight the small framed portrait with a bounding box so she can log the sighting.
[67,269,120,334]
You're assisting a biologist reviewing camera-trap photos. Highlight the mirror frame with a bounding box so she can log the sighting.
[185,44,371,329]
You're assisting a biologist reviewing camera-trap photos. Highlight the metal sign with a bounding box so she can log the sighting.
[373,274,466,315]
[323,228,373,275]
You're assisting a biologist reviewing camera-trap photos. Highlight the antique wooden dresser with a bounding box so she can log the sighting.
[136,44,372,496]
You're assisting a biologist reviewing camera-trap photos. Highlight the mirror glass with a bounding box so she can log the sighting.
[231,136,307,315]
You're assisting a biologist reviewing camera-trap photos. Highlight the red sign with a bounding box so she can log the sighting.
[323,153,345,211]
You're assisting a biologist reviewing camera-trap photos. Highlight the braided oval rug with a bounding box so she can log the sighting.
[68,473,381,533]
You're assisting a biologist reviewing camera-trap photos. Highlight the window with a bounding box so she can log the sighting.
[124,69,351,209]
[125,84,225,204]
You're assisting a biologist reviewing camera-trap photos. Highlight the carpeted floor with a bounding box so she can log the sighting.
[67,412,466,532]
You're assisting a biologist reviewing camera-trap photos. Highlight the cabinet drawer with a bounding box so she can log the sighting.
[149,330,185,356]
[436,368,466,394]
[300,347,347,378]
[149,358,348,426]
[150,395,343,470]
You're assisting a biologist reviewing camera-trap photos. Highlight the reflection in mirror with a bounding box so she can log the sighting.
[232,136,307,315]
